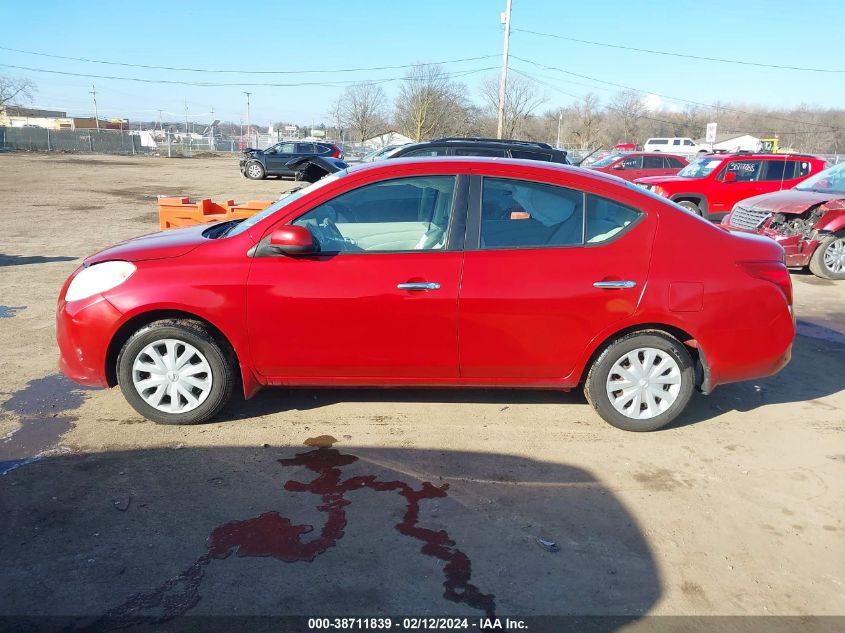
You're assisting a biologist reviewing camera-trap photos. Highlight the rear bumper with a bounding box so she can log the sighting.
[706,306,795,390]
[56,295,124,388]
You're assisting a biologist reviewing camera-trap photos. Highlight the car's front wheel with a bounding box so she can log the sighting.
[677,200,703,216]
[117,319,236,424]
[245,160,265,180]
[809,234,845,280]
[585,332,695,431]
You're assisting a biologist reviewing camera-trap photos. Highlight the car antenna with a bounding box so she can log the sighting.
[576,147,603,166]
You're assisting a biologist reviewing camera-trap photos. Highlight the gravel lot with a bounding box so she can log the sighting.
[0,153,842,625]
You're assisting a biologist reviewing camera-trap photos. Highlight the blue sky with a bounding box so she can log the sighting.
[2,0,842,126]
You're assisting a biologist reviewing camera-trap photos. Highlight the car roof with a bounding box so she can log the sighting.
[701,152,818,160]
[399,138,557,151]
[619,152,687,158]
[344,156,620,186]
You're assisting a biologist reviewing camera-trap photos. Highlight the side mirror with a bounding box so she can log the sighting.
[612,163,624,170]
[723,171,737,183]
[268,225,318,255]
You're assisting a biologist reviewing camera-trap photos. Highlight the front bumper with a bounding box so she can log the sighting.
[56,295,124,388]
[722,220,818,267]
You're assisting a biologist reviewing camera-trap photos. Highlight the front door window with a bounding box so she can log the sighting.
[293,176,456,252]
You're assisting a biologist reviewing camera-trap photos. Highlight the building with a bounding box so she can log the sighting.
[362,131,414,149]
[0,107,118,131]
[694,133,761,153]
[0,106,74,129]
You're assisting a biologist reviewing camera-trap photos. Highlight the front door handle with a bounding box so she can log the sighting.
[593,280,637,289]
[397,282,441,291]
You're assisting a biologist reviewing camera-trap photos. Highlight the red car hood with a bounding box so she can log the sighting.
[634,175,702,186]
[85,223,212,264]
[736,189,845,215]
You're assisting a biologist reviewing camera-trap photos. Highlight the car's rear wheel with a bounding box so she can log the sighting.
[117,319,236,424]
[585,332,695,431]
[809,234,845,280]
[677,200,702,215]
[245,160,265,180]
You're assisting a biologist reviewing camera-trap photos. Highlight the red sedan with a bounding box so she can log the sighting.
[587,152,688,181]
[57,158,795,431]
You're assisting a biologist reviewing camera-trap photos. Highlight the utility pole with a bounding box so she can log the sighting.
[556,108,563,148]
[243,92,252,145]
[90,84,100,131]
[496,0,512,139]
[184,101,189,136]
[157,109,163,131]
[210,106,215,150]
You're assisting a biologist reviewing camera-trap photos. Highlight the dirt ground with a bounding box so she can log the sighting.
[0,153,842,627]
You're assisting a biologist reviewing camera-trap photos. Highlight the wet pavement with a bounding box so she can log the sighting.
[0,374,94,475]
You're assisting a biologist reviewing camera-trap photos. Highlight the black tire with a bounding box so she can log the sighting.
[244,160,265,180]
[584,331,695,432]
[808,234,845,280]
[677,200,702,216]
[116,319,236,425]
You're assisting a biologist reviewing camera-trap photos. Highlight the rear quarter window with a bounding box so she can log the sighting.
[510,149,553,161]
[585,195,643,244]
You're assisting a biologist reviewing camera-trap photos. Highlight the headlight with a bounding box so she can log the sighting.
[65,261,136,302]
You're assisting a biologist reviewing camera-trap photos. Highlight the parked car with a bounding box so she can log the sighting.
[386,137,570,164]
[721,161,845,279]
[634,153,827,221]
[643,137,710,154]
[240,141,343,180]
[57,158,794,432]
[587,152,688,181]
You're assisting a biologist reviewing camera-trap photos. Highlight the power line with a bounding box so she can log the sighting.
[0,62,497,88]
[510,56,845,131]
[0,45,499,75]
[512,28,845,74]
[513,68,840,137]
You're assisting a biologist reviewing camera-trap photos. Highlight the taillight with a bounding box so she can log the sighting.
[738,260,792,304]
[330,145,341,158]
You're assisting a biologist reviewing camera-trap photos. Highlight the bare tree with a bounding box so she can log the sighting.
[394,64,473,141]
[606,90,646,143]
[338,83,388,144]
[565,93,604,150]
[0,76,36,109]
[480,73,546,138]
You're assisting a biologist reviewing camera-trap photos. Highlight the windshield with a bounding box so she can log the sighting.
[795,162,845,193]
[589,154,622,168]
[225,171,346,238]
[676,157,723,178]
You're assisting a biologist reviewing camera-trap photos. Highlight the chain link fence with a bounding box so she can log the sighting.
[1,127,841,166]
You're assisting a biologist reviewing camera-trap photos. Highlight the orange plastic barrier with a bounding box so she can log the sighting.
[158,197,273,231]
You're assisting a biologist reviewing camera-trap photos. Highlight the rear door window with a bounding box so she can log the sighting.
[480,178,583,248]
[763,159,796,181]
[642,156,663,169]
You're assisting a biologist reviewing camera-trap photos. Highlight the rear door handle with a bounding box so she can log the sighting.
[593,280,637,289]
[397,282,441,291]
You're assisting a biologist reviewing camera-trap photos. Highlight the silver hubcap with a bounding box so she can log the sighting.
[823,238,845,273]
[132,339,212,414]
[247,163,262,178]
[606,347,682,420]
